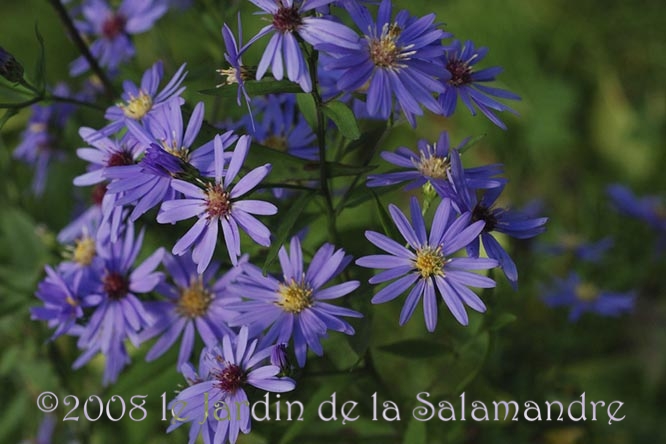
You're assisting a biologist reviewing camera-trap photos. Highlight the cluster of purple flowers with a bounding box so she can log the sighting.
[20,1,565,443]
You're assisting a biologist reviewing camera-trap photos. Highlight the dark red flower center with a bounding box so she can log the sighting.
[472,204,497,232]
[102,14,126,39]
[272,3,302,33]
[103,271,129,300]
[215,364,246,393]
[107,150,134,167]
[92,183,107,206]
[446,59,472,87]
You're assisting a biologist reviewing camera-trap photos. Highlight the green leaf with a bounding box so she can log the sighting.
[296,93,317,131]
[323,101,360,140]
[33,24,46,91]
[199,80,302,98]
[262,191,316,273]
[325,161,376,177]
[403,417,427,444]
[377,339,453,359]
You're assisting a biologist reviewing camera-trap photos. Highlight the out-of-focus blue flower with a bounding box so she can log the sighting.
[322,0,448,126]
[70,0,168,75]
[31,266,101,340]
[367,130,503,196]
[228,236,361,367]
[73,224,164,385]
[139,252,245,368]
[14,84,75,195]
[167,326,296,444]
[607,184,666,233]
[246,0,360,92]
[448,149,547,288]
[100,61,187,136]
[542,273,635,322]
[540,235,614,263]
[157,134,276,272]
[357,197,498,329]
[438,39,520,129]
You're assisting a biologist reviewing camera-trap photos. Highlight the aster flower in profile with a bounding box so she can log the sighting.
[74,224,164,385]
[31,266,102,340]
[157,134,276,272]
[218,19,253,116]
[140,252,246,368]
[229,236,362,367]
[323,0,448,126]
[70,0,168,76]
[542,273,635,322]
[367,130,503,197]
[100,61,187,136]
[448,149,548,288]
[167,326,296,444]
[438,39,520,129]
[357,197,498,329]
[246,0,361,92]
[607,184,666,234]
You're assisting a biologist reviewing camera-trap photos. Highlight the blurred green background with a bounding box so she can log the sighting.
[1,0,665,443]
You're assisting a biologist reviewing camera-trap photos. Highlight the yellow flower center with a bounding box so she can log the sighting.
[29,122,48,133]
[73,236,96,266]
[369,23,407,68]
[65,296,78,307]
[277,280,313,314]
[574,282,599,302]
[119,90,153,120]
[414,246,445,278]
[417,153,449,179]
[160,139,190,162]
[176,277,213,318]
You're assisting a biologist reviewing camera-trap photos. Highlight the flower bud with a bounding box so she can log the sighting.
[0,47,24,83]
[270,343,291,374]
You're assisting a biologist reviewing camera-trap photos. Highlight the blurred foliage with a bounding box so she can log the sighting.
[0,0,665,443]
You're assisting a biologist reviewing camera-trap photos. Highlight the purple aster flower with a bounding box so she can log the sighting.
[126,99,216,175]
[70,0,168,75]
[73,129,142,187]
[104,141,188,222]
[58,184,107,244]
[100,61,187,136]
[323,0,448,126]
[542,273,635,322]
[607,184,666,233]
[367,130,504,197]
[448,149,548,288]
[140,252,246,368]
[246,0,361,92]
[31,266,102,340]
[357,197,498,329]
[73,224,164,385]
[270,343,291,373]
[438,39,521,129]
[228,236,362,367]
[157,134,276,272]
[167,326,296,444]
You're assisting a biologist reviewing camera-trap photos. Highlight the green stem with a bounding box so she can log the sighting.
[305,44,338,244]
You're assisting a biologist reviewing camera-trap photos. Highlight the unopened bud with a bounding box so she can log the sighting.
[0,47,24,83]
[270,343,291,375]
